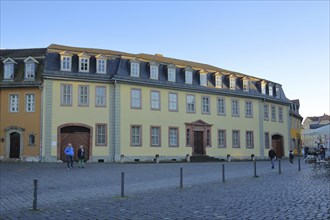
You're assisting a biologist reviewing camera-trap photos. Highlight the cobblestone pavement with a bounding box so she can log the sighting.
[0,159,329,219]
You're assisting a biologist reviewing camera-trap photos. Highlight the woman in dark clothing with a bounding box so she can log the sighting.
[78,145,86,168]
[268,148,276,169]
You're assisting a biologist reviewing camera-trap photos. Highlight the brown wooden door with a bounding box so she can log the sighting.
[61,132,89,161]
[10,132,20,158]
[272,139,284,158]
[194,131,204,155]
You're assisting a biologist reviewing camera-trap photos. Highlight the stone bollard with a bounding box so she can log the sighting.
[120,154,124,163]
[186,154,190,162]
[227,154,231,162]
[155,154,160,163]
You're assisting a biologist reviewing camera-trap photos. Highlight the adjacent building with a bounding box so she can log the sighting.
[289,99,303,155]
[1,44,293,162]
[302,114,330,149]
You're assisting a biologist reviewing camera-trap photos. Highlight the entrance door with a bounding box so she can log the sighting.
[10,132,20,158]
[60,126,90,162]
[272,135,284,158]
[194,131,204,155]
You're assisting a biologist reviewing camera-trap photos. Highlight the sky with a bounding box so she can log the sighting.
[1,1,329,119]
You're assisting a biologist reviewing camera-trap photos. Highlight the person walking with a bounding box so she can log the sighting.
[64,143,74,169]
[78,145,85,168]
[268,147,276,169]
[289,150,294,165]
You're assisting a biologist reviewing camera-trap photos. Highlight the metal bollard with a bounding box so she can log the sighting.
[222,164,225,182]
[278,159,282,174]
[298,158,301,171]
[121,172,125,197]
[180,167,183,188]
[253,160,258,177]
[33,179,38,210]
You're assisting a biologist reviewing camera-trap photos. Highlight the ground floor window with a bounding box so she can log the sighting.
[131,125,142,146]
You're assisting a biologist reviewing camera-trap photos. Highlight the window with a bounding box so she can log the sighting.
[231,99,240,117]
[246,131,254,148]
[275,85,281,98]
[271,105,276,122]
[264,104,269,121]
[4,63,14,80]
[29,134,36,145]
[96,124,107,146]
[97,59,106,74]
[26,94,35,112]
[217,97,226,116]
[95,86,106,107]
[150,64,159,80]
[150,126,161,147]
[130,62,140,77]
[186,129,190,146]
[215,75,222,88]
[261,81,267,95]
[169,93,178,112]
[207,130,211,146]
[169,127,178,147]
[243,79,249,92]
[278,107,283,122]
[79,85,89,106]
[218,130,226,148]
[61,84,72,106]
[168,67,176,82]
[150,91,160,110]
[131,125,142,146]
[186,95,195,113]
[9,94,19,112]
[230,77,236,90]
[185,70,193,84]
[245,101,253,118]
[131,89,141,109]
[268,83,273,96]
[202,96,210,114]
[264,132,270,149]
[79,58,89,72]
[232,130,240,148]
[200,74,207,86]
[25,63,35,79]
[60,51,73,71]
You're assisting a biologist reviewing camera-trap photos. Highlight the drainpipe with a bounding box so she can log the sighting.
[39,83,43,162]
[112,79,117,162]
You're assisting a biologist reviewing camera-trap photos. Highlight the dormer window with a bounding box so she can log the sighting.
[3,58,16,80]
[150,62,159,80]
[215,73,223,88]
[60,51,73,71]
[275,84,281,98]
[268,83,273,96]
[229,75,236,90]
[130,60,140,77]
[243,77,250,92]
[167,65,176,82]
[185,67,193,84]
[96,54,107,74]
[261,81,267,95]
[78,52,90,73]
[199,70,207,86]
[24,56,38,80]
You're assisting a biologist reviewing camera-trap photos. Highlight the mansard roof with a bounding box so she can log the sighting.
[0,48,46,58]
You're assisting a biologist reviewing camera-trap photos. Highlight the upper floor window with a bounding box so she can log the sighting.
[229,77,236,90]
[78,52,90,73]
[243,78,249,92]
[275,84,281,98]
[78,85,89,106]
[217,97,226,116]
[150,90,160,110]
[231,99,240,117]
[271,105,276,122]
[131,88,141,109]
[95,86,106,107]
[96,54,107,74]
[264,104,269,120]
[264,132,270,149]
[186,94,195,113]
[130,61,140,77]
[3,58,16,80]
[168,92,178,112]
[200,73,207,86]
[268,83,273,96]
[261,81,267,95]
[150,63,159,80]
[26,93,35,112]
[61,84,72,106]
[215,74,222,88]
[278,107,283,122]
[185,68,193,84]
[24,57,38,80]
[60,51,73,71]
[9,94,19,112]
[202,96,210,114]
[245,101,253,118]
[168,65,176,82]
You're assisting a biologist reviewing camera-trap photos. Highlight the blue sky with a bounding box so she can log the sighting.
[1,1,329,119]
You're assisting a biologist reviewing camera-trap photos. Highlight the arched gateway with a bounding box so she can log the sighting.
[57,124,93,162]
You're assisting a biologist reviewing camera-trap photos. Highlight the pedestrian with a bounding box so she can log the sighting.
[78,145,85,168]
[268,147,276,169]
[289,150,294,165]
[64,143,74,169]
[319,146,325,160]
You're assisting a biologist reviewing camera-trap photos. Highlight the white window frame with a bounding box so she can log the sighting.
[217,97,226,116]
[202,96,210,114]
[264,104,269,121]
[230,77,236,90]
[150,126,161,147]
[185,70,193,84]
[150,64,159,80]
[131,125,142,146]
[4,63,14,80]
[25,93,35,112]
[200,74,207,86]
[278,107,283,122]
[25,62,35,79]
[79,58,89,72]
[243,79,249,92]
[168,67,176,82]
[168,92,178,112]
[245,101,253,118]
[60,51,73,71]
[61,84,72,106]
[232,130,240,148]
[264,132,270,149]
[246,131,254,148]
[218,130,226,148]
[271,105,276,122]
[261,81,267,95]
[268,83,273,96]
[131,89,141,109]
[215,75,222,88]
[96,124,107,146]
[231,99,240,117]
[169,127,178,147]
[78,85,89,106]
[96,59,106,74]
[275,85,281,98]
[130,61,140,77]
[9,94,19,112]
[95,86,106,107]
[150,90,160,110]
[186,94,195,113]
